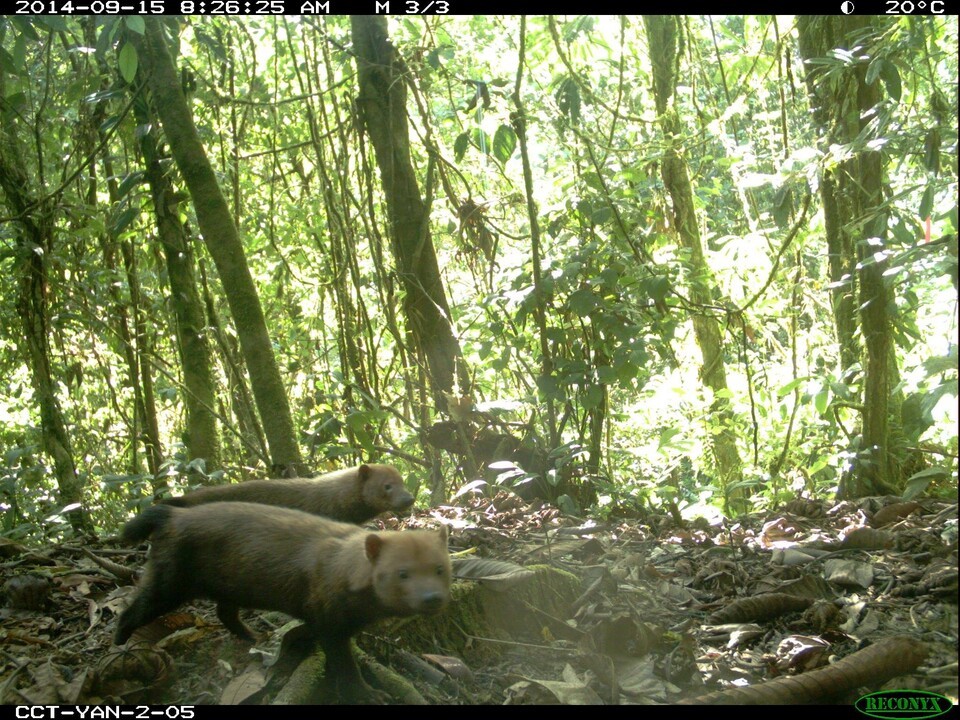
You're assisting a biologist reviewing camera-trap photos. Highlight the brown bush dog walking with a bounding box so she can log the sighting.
[115,502,451,702]
[161,464,414,524]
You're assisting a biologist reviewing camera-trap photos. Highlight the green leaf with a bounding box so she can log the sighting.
[95,18,120,59]
[772,184,793,228]
[123,16,145,34]
[117,171,145,200]
[596,365,617,384]
[9,17,40,41]
[777,377,808,398]
[3,92,26,115]
[878,58,901,102]
[920,380,958,418]
[0,47,18,76]
[85,88,127,104]
[555,77,581,124]
[118,42,138,84]
[561,261,583,279]
[492,124,516,164]
[452,479,488,499]
[556,494,580,515]
[425,47,444,70]
[36,16,68,32]
[922,350,958,375]
[639,275,671,306]
[454,132,469,162]
[13,30,26,73]
[471,128,491,155]
[923,129,940,174]
[808,456,830,477]
[110,206,138,236]
[544,326,566,343]
[599,266,620,288]
[536,375,564,402]
[616,360,639,385]
[813,388,830,416]
[591,206,612,225]
[919,185,934,221]
[567,288,597,316]
[582,385,603,410]
[903,466,951,500]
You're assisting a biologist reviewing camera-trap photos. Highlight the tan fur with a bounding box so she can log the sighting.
[115,502,449,702]
[161,464,414,523]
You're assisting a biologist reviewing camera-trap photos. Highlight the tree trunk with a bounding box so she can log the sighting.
[132,84,221,474]
[797,18,863,383]
[797,16,899,497]
[83,27,164,485]
[513,16,560,452]
[350,16,469,413]
[643,16,744,509]
[0,79,96,535]
[119,239,165,483]
[135,19,305,477]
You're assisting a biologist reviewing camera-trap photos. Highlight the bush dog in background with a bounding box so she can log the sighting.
[162,464,414,523]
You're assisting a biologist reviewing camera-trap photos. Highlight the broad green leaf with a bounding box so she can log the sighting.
[452,478,487,499]
[118,42,138,84]
[639,275,671,306]
[13,30,26,73]
[923,128,940,173]
[772,184,793,228]
[493,124,516,164]
[903,466,951,500]
[777,377,808,398]
[596,365,617,384]
[555,77,581,124]
[37,16,68,32]
[0,48,17,76]
[117,171,145,200]
[658,427,681,450]
[919,186,934,221]
[808,456,830,476]
[878,58,902,102]
[471,128,491,155]
[124,16,146,34]
[9,17,40,42]
[537,375,564,402]
[567,288,597,316]
[814,388,830,416]
[110,206,138,236]
[582,385,603,409]
[454,132,469,162]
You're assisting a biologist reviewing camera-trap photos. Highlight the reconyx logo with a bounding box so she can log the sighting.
[855,690,953,719]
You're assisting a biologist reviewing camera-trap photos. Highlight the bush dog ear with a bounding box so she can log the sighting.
[365,533,384,561]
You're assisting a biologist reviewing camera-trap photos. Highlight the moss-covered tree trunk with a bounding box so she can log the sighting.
[350,16,469,414]
[797,16,899,497]
[136,19,305,477]
[132,84,221,474]
[797,19,865,384]
[643,16,744,509]
[0,79,96,535]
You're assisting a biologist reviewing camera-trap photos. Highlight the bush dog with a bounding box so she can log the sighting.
[162,464,414,523]
[115,502,450,702]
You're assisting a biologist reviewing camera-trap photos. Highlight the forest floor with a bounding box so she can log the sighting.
[0,490,956,706]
